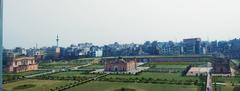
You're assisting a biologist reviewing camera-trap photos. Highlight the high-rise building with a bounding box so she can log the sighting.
[183,38,201,55]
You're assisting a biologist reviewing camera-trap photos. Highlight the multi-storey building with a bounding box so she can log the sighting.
[183,38,201,55]
[44,46,62,60]
[13,47,27,56]
[5,57,38,73]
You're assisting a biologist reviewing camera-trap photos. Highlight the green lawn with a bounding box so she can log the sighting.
[102,55,212,59]
[105,62,200,81]
[212,76,240,91]
[3,79,73,91]
[3,60,212,91]
[82,64,104,69]
[213,76,240,83]
[3,70,51,81]
[143,62,193,65]
[153,65,187,69]
[39,62,81,69]
[106,72,199,81]
[39,58,100,69]
[50,71,97,77]
[213,84,240,91]
[66,81,200,91]
[4,70,50,76]
[142,62,206,67]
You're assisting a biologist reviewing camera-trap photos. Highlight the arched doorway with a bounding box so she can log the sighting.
[114,65,119,71]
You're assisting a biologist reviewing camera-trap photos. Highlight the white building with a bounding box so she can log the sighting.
[95,50,103,57]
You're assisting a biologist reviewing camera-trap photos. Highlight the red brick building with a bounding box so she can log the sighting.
[212,58,231,74]
[5,57,38,73]
[104,58,137,72]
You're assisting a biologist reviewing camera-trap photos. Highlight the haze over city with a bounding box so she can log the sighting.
[3,1,240,91]
[3,0,240,48]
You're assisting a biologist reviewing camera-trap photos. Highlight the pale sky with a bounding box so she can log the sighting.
[3,0,240,48]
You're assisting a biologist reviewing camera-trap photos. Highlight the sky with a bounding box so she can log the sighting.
[3,0,240,49]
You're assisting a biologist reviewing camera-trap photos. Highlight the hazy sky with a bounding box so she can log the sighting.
[3,0,240,48]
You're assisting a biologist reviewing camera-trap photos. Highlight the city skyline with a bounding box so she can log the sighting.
[4,0,240,48]
[3,36,239,49]
[4,31,240,49]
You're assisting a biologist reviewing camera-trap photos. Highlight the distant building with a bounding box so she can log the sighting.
[230,39,240,58]
[43,34,62,60]
[44,46,62,60]
[95,50,103,57]
[201,47,207,55]
[5,57,38,73]
[55,47,61,58]
[34,50,44,62]
[212,58,231,76]
[104,57,137,72]
[3,49,14,66]
[13,47,27,56]
[89,49,103,57]
[183,38,201,55]
[80,47,90,56]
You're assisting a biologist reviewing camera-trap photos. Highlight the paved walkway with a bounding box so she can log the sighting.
[206,72,212,91]
[25,70,57,78]
[91,67,149,74]
[205,61,213,91]
[70,63,92,70]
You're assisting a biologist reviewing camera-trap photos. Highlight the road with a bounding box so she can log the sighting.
[25,70,57,78]
[70,63,92,70]
[206,72,212,91]
[205,62,213,91]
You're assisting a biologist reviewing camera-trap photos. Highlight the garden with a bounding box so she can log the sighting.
[66,81,201,91]
[3,79,73,91]
[3,59,210,91]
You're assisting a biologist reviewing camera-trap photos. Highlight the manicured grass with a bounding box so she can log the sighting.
[4,70,50,76]
[82,64,104,69]
[106,72,199,81]
[12,84,36,90]
[213,84,240,91]
[3,79,73,91]
[3,70,51,81]
[147,62,207,65]
[39,62,81,69]
[39,58,99,69]
[50,71,97,77]
[153,65,187,69]
[114,88,136,91]
[102,55,212,59]
[212,77,240,91]
[213,76,240,83]
[142,62,190,72]
[66,81,200,91]
[105,62,199,81]
[144,62,193,65]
